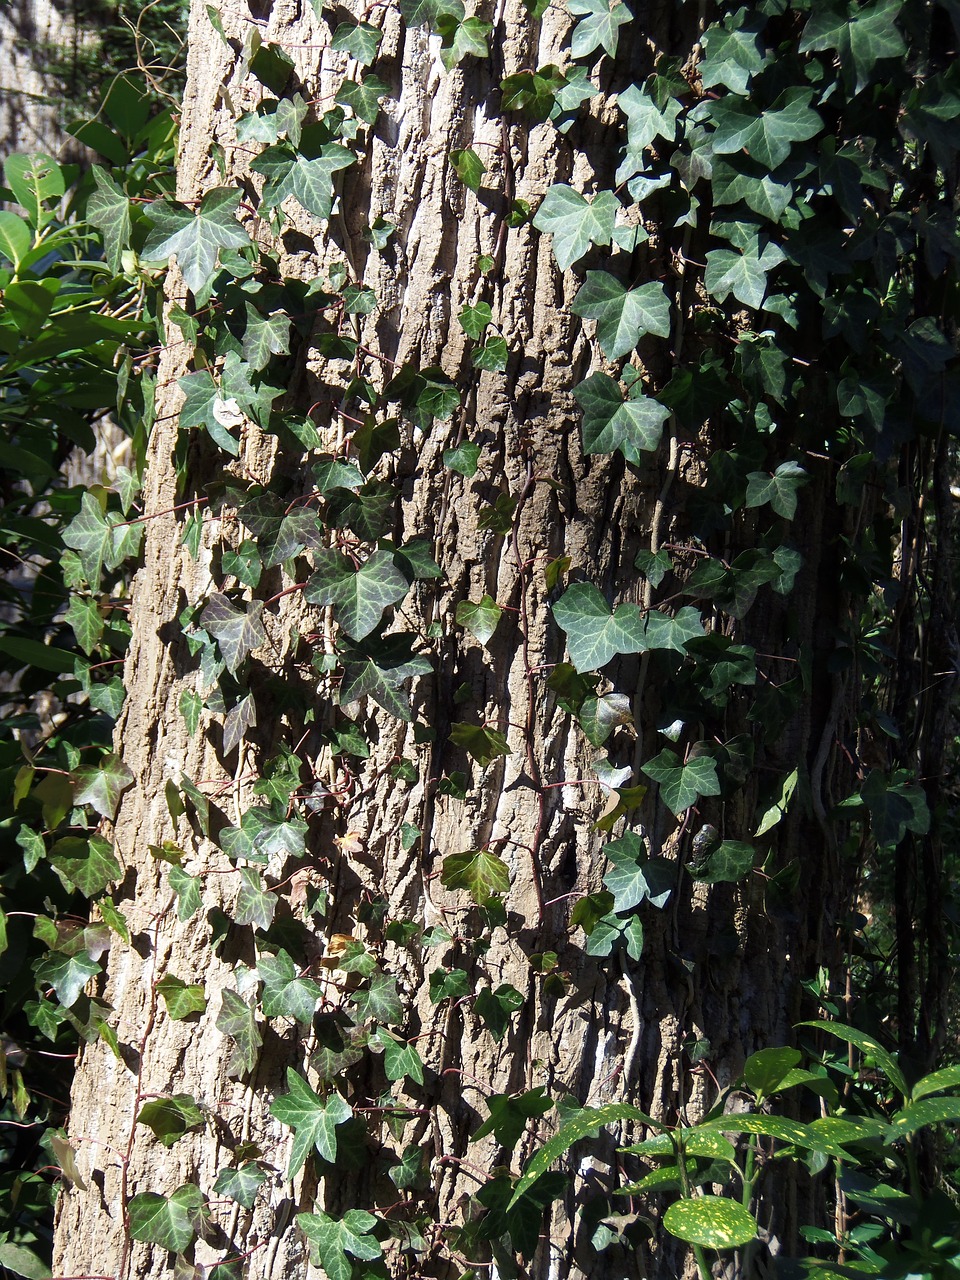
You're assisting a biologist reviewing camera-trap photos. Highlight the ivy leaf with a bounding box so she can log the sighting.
[441,849,510,904]
[86,166,131,273]
[458,301,493,339]
[127,1184,210,1254]
[704,241,786,310]
[62,492,143,589]
[572,272,671,360]
[475,983,524,1041]
[48,835,121,897]
[574,373,670,461]
[702,87,822,170]
[336,75,389,124]
[200,594,266,674]
[585,910,644,959]
[213,1163,267,1210]
[472,335,509,371]
[339,636,433,721]
[242,303,291,370]
[142,187,252,295]
[258,949,322,1022]
[330,20,382,65]
[326,480,397,539]
[603,833,673,911]
[472,1086,554,1149]
[270,1069,353,1177]
[443,440,481,476]
[688,840,755,883]
[436,14,492,69]
[156,974,207,1020]
[579,692,633,747]
[450,722,512,767]
[532,185,618,272]
[642,750,722,816]
[305,549,409,641]
[252,144,355,219]
[137,1094,205,1148]
[168,866,202,922]
[65,594,104,655]
[297,1209,382,1280]
[456,595,502,645]
[238,494,325,566]
[222,692,257,756]
[33,949,101,1008]
[376,1029,425,1085]
[745,461,808,519]
[216,989,262,1077]
[450,148,486,191]
[234,867,277,931]
[350,970,403,1024]
[429,968,471,1002]
[72,753,134,820]
[552,582,645,672]
[642,606,704,652]
[568,0,630,57]
[699,18,769,95]
[860,769,930,849]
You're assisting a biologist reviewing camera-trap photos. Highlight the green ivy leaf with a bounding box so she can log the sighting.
[62,492,143,589]
[574,373,670,461]
[213,1162,267,1210]
[579,693,633,747]
[270,1069,353,1177]
[704,241,786,311]
[258,949,322,1023]
[350,970,403,1024]
[501,65,567,121]
[241,303,291,371]
[688,840,755,883]
[642,749,722,816]
[86,166,131,273]
[49,835,121,898]
[429,968,471,1003]
[441,849,510,904]
[305,548,409,641]
[339,635,433,721]
[142,187,252,294]
[572,272,671,360]
[437,14,492,69]
[568,0,631,58]
[376,1029,425,1085]
[297,1209,382,1280]
[238,495,325,566]
[602,833,673,911]
[450,722,512,767]
[552,582,645,672]
[456,595,502,645]
[216,989,262,1077]
[663,1196,758,1248]
[532,185,618,271]
[33,949,101,1008]
[156,974,207,1020]
[137,1094,205,1148]
[336,75,389,124]
[252,144,355,220]
[72,753,134,820]
[65,594,104,656]
[744,461,808,519]
[700,17,769,95]
[168,866,202,922]
[472,1086,554,1149]
[701,86,822,170]
[127,1184,210,1254]
[475,984,524,1042]
[443,440,481,476]
[200,594,266,674]
[234,867,276,931]
[450,148,486,191]
[330,20,382,65]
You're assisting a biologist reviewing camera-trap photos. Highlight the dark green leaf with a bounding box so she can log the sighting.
[127,1184,209,1254]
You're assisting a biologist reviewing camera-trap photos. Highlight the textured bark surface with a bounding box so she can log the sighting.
[53,4,847,1279]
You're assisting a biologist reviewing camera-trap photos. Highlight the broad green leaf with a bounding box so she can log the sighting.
[743,1047,802,1098]
[72,753,134,820]
[33,950,101,1008]
[168,866,202,922]
[65,594,104,655]
[305,548,409,641]
[572,272,671,360]
[258,949,322,1022]
[568,0,631,58]
[156,975,207,1020]
[0,210,32,268]
[330,20,382,64]
[49,835,121,897]
[297,1209,382,1280]
[216,989,262,1077]
[142,187,252,294]
[664,1196,758,1248]
[444,440,482,476]
[456,595,502,645]
[234,867,276,931]
[200,594,266,673]
[429,967,471,1003]
[377,1029,425,1085]
[350,969,403,1024]
[859,768,930,848]
[450,722,512,766]
[603,834,673,912]
[688,840,755,883]
[642,750,721,816]
[745,461,808,519]
[241,303,290,370]
[796,1021,908,1098]
[754,768,798,837]
[912,1064,960,1102]
[458,301,493,339]
[213,1163,267,1209]
[86,167,131,273]
[270,1069,353,1177]
[238,494,325,566]
[532,185,618,272]
[0,1240,52,1279]
[552,582,645,672]
[509,1102,656,1206]
[127,1184,209,1254]
[5,153,64,226]
[704,241,786,310]
[472,335,509,371]
[889,1096,960,1138]
[137,1094,205,1148]
[441,849,510,904]
[450,148,486,191]
[574,372,670,461]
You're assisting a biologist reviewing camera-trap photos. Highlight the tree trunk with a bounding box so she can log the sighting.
[53,3,848,1278]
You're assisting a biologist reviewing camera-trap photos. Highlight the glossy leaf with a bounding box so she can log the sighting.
[532,185,618,271]
[142,187,252,294]
[270,1069,353,1177]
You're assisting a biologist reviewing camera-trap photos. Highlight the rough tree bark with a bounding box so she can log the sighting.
[53,3,850,1278]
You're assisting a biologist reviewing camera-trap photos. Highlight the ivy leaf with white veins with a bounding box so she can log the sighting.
[214,1163,267,1210]
[270,1069,353,1177]
[642,749,722,816]
[86,166,131,273]
[602,832,674,911]
[376,1029,425,1085]
[305,548,409,641]
[216,989,262,1077]
[569,0,631,59]
[704,241,786,311]
[49,835,122,897]
[33,950,101,1008]
[238,494,325,567]
[532,185,618,272]
[552,582,645,672]
[701,87,822,171]
[156,974,207,1020]
[258,949,322,1023]
[62,492,143,589]
[441,849,511,905]
[574,372,670,461]
[142,187,252,295]
[234,867,277,931]
[572,272,671,360]
[437,14,492,70]
[72,752,134,820]
[252,144,355,220]
[128,1184,210,1254]
[297,1209,383,1280]
[745,461,808,519]
[339,636,433,721]
[242,303,291,371]
[456,595,502,645]
[200,594,265,674]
